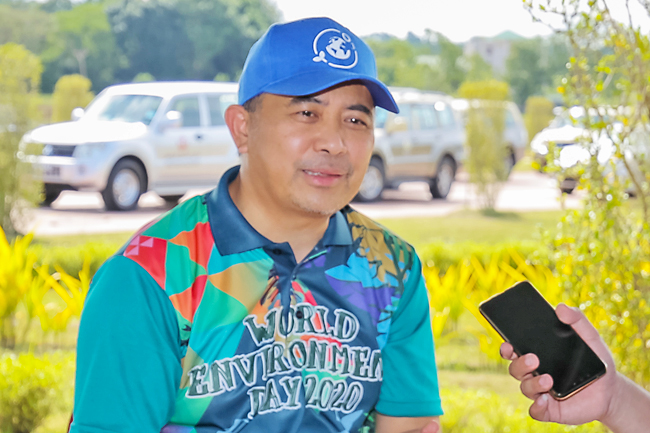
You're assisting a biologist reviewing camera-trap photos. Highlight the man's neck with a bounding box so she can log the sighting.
[228,175,331,262]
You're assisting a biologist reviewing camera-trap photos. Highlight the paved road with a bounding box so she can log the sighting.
[18,170,583,236]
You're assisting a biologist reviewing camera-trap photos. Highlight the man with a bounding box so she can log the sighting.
[501,303,650,432]
[71,17,443,433]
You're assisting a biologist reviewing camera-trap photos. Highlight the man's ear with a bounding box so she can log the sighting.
[225,104,251,155]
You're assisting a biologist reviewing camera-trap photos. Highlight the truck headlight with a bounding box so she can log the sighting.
[74,143,107,158]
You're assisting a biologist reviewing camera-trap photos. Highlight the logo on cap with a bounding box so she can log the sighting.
[312,28,358,69]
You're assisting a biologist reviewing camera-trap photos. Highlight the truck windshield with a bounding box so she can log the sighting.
[83,94,163,125]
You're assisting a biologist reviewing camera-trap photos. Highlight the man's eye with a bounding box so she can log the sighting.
[350,118,368,126]
[301,111,314,117]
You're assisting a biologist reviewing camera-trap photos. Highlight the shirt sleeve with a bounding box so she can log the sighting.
[375,254,443,417]
[71,255,182,433]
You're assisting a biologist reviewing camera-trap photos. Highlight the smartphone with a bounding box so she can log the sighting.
[479,281,607,400]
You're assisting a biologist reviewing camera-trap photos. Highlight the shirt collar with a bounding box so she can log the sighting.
[206,165,353,256]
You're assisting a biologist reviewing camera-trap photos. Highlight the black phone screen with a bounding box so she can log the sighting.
[479,281,606,399]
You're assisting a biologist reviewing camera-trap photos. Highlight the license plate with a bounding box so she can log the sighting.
[43,165,60,177]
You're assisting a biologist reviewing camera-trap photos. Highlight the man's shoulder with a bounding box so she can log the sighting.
[115,194,213,273]
[341,205,416,256]
[127,194,211,243]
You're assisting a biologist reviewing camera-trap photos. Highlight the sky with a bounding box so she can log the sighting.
[270,0,555,42]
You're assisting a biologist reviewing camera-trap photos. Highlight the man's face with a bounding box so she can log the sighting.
[241,83,375,217]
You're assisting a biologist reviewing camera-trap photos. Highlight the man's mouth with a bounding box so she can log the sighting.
[303,169,343,177]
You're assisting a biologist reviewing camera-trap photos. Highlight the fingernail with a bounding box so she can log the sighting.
[524,355,535,367]
[540,375,552,387]
[538,393,548,404]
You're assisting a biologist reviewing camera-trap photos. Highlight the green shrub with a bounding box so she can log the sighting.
[28,241,118,278]
[420,241,546,274]
[0,43,43,236]
[132,72,155,82]
[457,81,511,210]
[0,352,72,433]
[51,74,94,123]
[440,387,608,432]
[523,96,554,147]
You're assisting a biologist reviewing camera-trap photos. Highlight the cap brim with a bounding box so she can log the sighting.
[259,69,399,114]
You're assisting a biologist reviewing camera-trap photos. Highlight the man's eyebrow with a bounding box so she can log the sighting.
[348,104,372,116]
[289,95,324,105]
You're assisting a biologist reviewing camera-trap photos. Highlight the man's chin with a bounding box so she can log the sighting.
[290,195,352,217]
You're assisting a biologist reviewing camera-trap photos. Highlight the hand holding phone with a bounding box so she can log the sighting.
[479,281,607,400]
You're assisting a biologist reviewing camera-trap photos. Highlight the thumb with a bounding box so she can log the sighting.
[420,419,440,433]
[529,393,551,422]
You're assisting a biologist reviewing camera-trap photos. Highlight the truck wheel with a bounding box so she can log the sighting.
[504,151,516,179]
[430,157,456,199]
[160,194,184,206]
[41,184,62,207]
[102,159,145,211]
[356,158,385,202]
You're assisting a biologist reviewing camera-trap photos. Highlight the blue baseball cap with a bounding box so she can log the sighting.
[238,17,399,113]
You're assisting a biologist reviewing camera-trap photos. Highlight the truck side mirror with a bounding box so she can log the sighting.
[160,110,183,131]
[71,107,85,121]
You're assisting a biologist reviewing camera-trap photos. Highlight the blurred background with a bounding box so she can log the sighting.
[0,1,649,432]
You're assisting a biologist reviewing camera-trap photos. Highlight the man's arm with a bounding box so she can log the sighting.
[71,255,182,433]
[374,255,443,423]
[375,414,440,433]
[501,303,650,432]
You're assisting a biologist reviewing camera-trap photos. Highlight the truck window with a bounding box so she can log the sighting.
[85,94,162,125]
[207,93,237,126]
[167,96,201,127]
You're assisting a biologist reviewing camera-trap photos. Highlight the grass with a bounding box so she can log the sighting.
[33,232,131,248]
[376,209,563,249]
[30,209,564,249]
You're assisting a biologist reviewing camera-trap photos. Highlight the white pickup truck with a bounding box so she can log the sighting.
[20,81,240,210]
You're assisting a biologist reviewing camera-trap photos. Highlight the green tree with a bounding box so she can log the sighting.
[107,0,193,82]
[436,31,465,91]
[462,53,493,82]
[0,5,55,55]
[526,0,650,386]
[523,95,554,147]
[458,80,511,210]
[367,31,467,94]
[51,74,94,123]
[0,43,42,237]
[177,0,279,80]
[506,38,546,108]
[41,2,122,93]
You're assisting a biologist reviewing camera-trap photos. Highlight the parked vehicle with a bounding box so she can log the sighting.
[451,98,528,177]
[19,81,240,210]
[530,106,645,194]
[356,88,466,202]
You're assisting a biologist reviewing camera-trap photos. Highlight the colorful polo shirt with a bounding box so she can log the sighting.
[72,166,442,433]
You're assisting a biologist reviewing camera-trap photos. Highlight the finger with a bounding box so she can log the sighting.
[556,304,600,341]
[500,342,518,360]
[556,303,612,364]
[520,374,553,400]
[529,393,552,422]
[508,353,539,380]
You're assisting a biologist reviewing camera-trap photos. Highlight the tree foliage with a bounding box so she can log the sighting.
[523,95,554,146]
[51,74,94,123]
[458,81,511,210]
[107,0,194,82]
[526,0,650,386]
[0,43,42,237]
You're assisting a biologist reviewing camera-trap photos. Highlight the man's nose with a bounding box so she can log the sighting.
[314,122,346,155]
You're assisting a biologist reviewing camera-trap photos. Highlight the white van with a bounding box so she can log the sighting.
[356,88,466,202]
[20,81,240,210]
